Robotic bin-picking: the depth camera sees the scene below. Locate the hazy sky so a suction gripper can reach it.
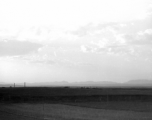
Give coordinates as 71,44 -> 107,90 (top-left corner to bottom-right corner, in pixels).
0,0 -> 152,83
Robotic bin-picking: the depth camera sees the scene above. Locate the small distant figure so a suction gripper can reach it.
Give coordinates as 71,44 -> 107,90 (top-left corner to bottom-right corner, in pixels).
24,82 -> 26,87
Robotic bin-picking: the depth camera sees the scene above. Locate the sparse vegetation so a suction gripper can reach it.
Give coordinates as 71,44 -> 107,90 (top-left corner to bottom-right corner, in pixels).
1,103 -> 152,120
0,87 -> 152,120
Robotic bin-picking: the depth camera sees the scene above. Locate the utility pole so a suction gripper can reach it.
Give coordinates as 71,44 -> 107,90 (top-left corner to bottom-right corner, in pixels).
24,82 -> 26,87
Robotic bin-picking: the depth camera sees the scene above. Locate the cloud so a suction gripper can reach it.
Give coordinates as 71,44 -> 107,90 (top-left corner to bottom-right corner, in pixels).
136,29 -> 152,44
80,30 -> 128,54
71,22 -> 121,37
81,45 -> 94,53
79,17 -> 152,57
30,59 -> 56,65
20,52 -> 76,67
15,26 -> 79,44
124,29 -> 152,45
1,14 -> 152,58
0,40 -> 42,56
30,60 -> 45,64
147,3 -> 152,16
0,28 -> 19,39
46,60 -> 56,65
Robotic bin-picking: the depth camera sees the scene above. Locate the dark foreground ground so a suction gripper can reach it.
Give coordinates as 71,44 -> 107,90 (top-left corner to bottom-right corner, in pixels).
0,103 -> 152,120
1,87 -> 152,103
0,87 -> 152,120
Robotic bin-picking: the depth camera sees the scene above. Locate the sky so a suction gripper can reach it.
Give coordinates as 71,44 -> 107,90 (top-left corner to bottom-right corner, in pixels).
0,0 -> 152,83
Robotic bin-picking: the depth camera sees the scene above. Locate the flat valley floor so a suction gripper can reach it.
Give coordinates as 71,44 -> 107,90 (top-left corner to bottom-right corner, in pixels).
0,103 -> 152,120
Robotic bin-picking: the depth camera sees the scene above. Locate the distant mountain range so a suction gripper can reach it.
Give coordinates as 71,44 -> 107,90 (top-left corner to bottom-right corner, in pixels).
125,79 -> 152,84
122,79 -> 152,87
0,79 -> 152,87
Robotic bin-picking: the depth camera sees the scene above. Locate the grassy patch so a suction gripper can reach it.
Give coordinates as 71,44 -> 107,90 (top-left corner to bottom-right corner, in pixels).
62,101 -> 152,112
0,103 -> 152,120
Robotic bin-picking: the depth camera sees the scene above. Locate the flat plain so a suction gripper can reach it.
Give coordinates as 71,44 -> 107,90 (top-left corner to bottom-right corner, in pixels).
1,103 -> 152,120
0,87 -> 152,120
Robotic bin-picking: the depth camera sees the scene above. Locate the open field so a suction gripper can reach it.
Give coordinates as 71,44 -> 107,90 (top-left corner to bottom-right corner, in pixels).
0,103 -> 152,120
63,101 -> 152,112
1,87 -> 152,103
0,87 -> 152,119
1,87 -> 152,96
